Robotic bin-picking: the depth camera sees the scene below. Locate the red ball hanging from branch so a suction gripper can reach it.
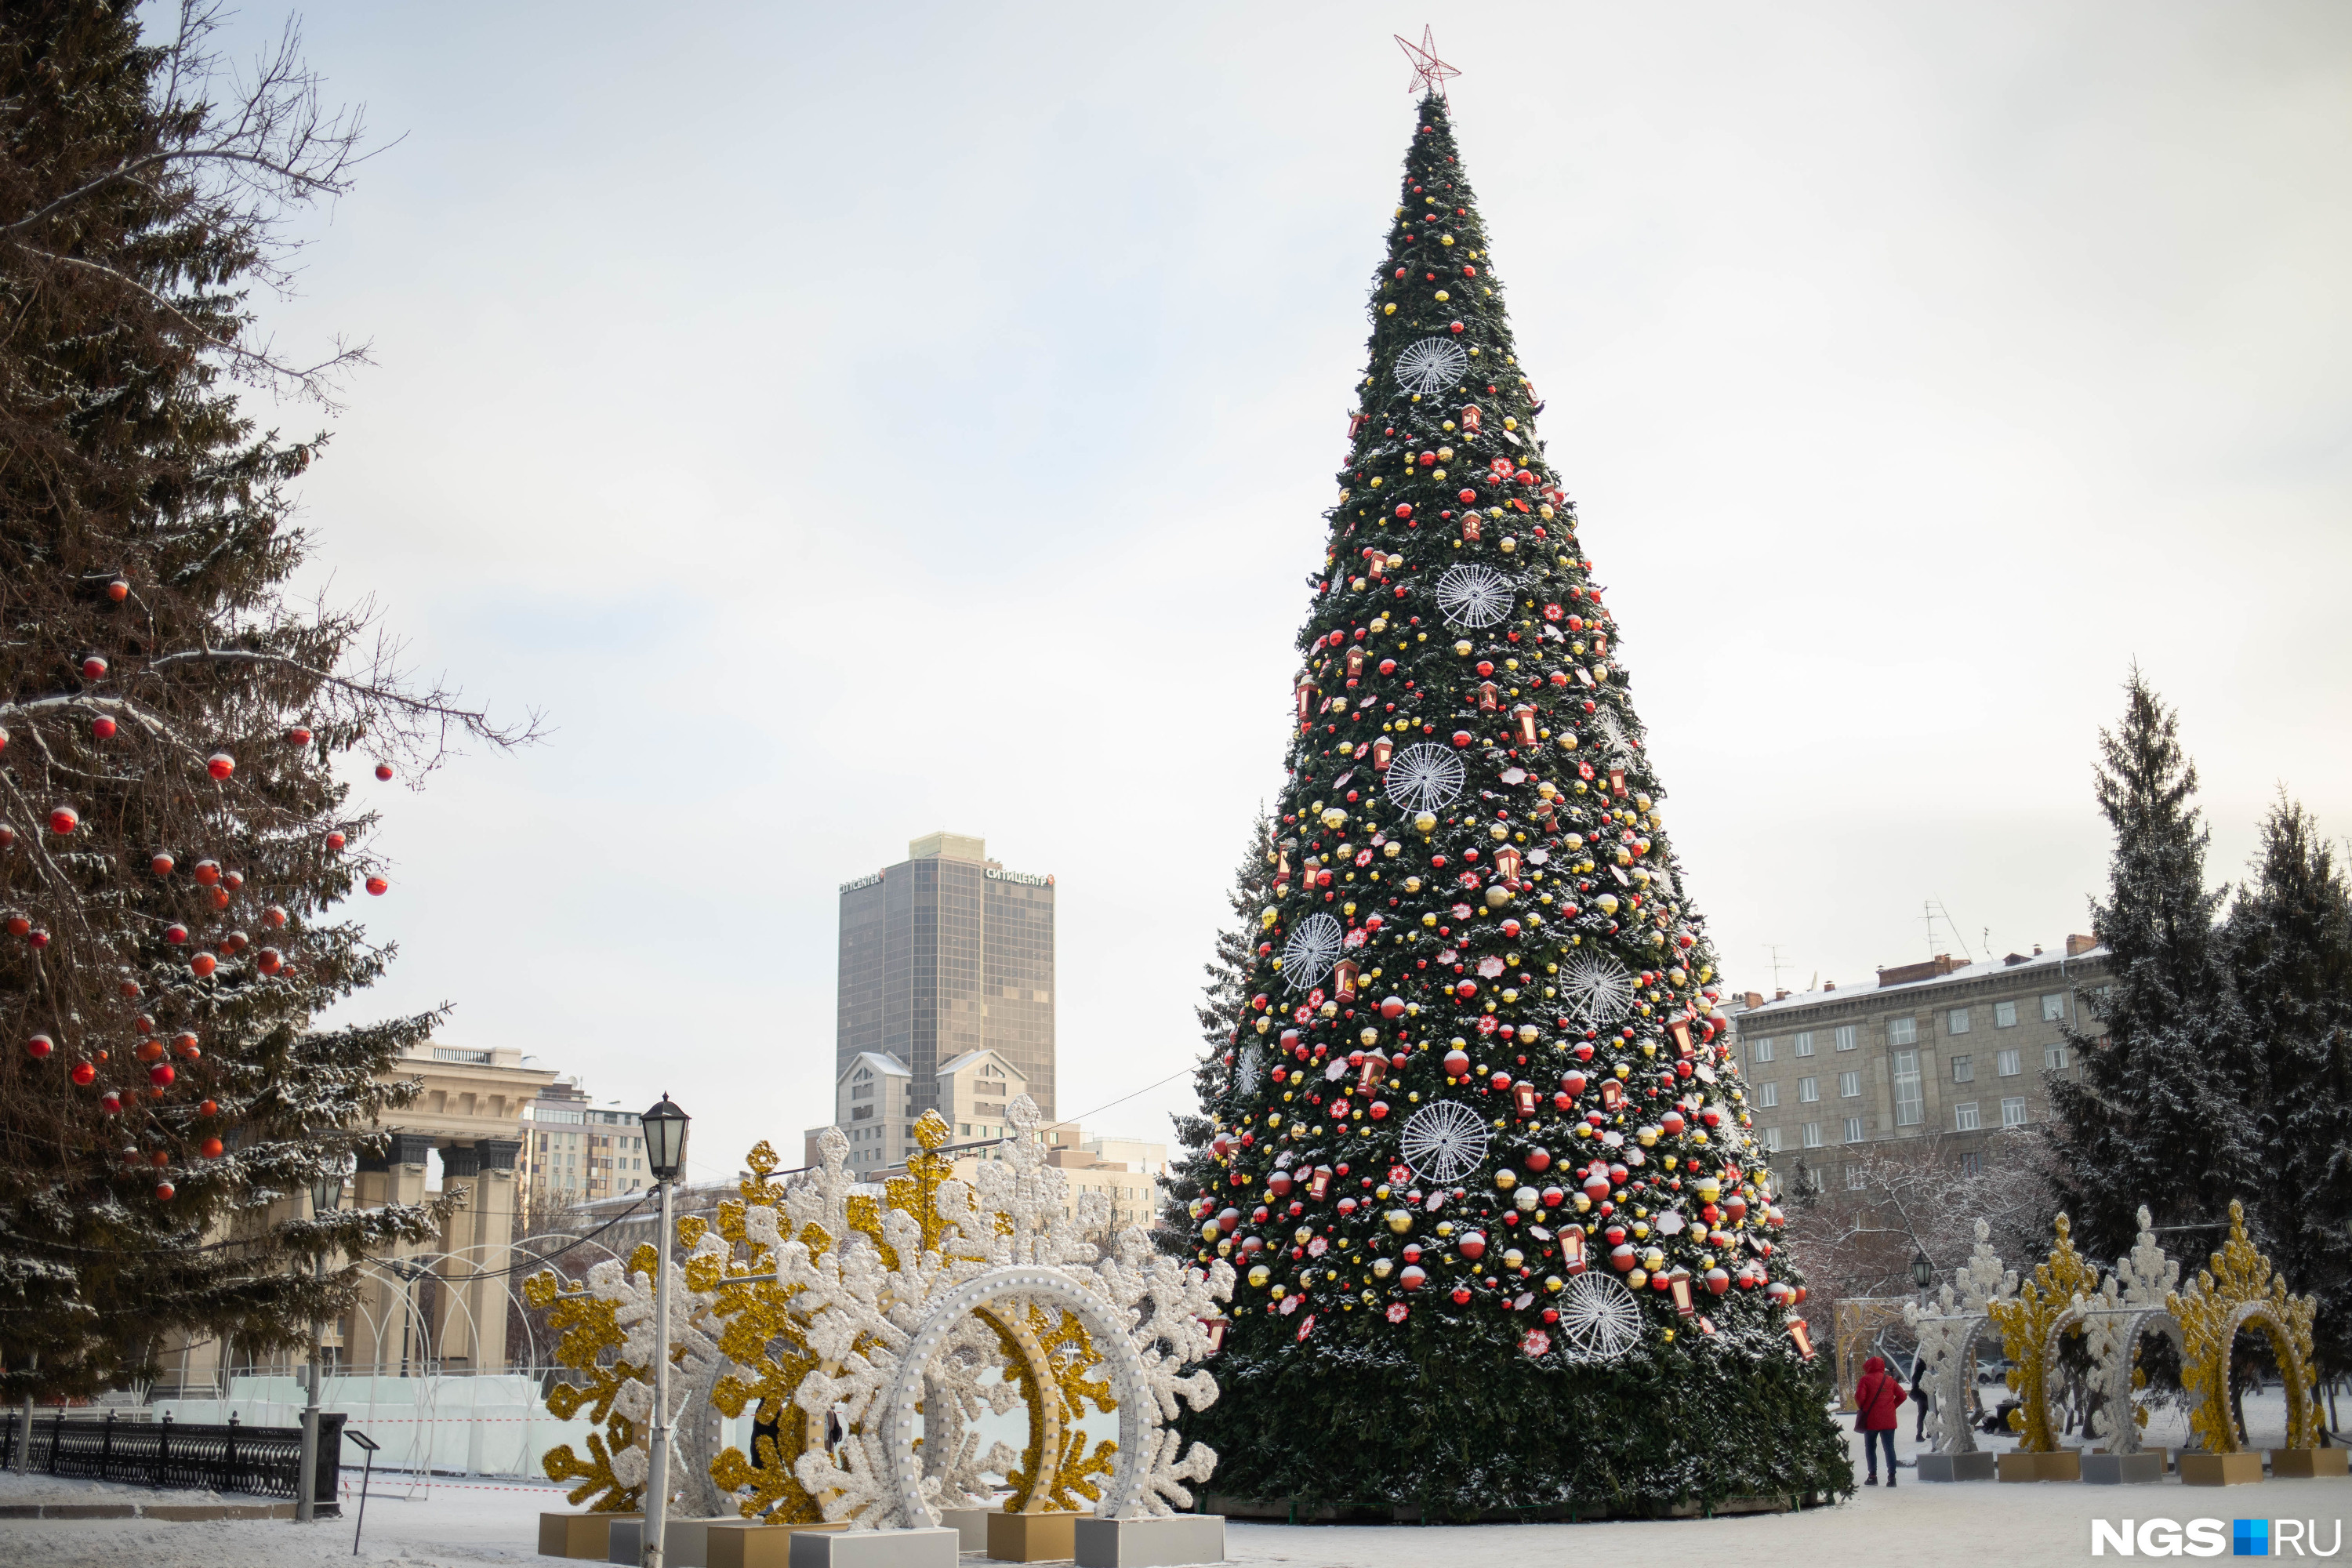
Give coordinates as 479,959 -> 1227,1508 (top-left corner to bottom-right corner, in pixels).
25,1034 -> 53,1058
374,762 -> 394,782
205,753 -> 235,780
48,805 -> 79,835
365,876 -> 389,897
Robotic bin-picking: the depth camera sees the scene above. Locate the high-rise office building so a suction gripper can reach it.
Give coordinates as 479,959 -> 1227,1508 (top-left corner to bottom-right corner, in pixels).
837,832 -> 1055,1122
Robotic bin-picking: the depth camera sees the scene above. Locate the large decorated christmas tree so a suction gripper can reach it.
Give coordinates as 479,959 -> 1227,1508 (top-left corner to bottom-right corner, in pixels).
1181,78 -> 1848,1519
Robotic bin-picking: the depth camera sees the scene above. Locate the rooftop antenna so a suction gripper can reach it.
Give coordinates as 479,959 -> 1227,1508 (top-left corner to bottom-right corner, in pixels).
1922,899 -> 1975,964
1763,943 -> 1790,994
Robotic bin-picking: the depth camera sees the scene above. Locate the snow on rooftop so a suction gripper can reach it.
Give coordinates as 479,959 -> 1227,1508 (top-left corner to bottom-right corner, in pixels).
1737,942 -> 2110,1018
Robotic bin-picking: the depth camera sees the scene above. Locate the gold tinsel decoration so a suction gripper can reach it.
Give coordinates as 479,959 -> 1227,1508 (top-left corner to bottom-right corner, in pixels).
2166,1199 -> 2320,1454
1986,1214 -> 2100,1454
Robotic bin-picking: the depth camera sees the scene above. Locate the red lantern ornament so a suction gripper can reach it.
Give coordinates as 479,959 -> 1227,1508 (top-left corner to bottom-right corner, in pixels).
1788,1319 -> 1816,1360
1333,960 -> 1359,1000
206,753 -> 235,781
1560,1226 -> 1588,1275
1513,704 -> 1539,746
1373,735 -> 1394,770
365,876 -> 389,897
48,805 -> 79,835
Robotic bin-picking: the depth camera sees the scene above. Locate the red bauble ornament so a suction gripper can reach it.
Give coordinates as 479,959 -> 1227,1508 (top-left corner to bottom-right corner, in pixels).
26,1034 -> 53,1058
325,830 -> 347,851
374,763 -> 394,782
1475,660 -> 1494,677
151,852 -> 175,876
136,1039 -> 164,1062
27,927 -> 49,949
148,1063 -> 175,1087
71,1062 -> 96,1086
198,1099 -> 217,1116
100,1091 -> 122,1113
205,753 -> 234,780
81,655 -> 108,680
1457,488 -> 1476,504
1451,730 -> 1472,747
1450,1286 -> 1472,1305
285,726 -> 312,746
91,717 -> 116,740
1394,503 -> 1412,519
189,953 -> 216,978
256,948 -> 283,975
201,1138 -> 224,1159
165,923 -> 188,944
222,871 -> 242,891
1448,320 -> 1465,334
154,1181 -> 175,1202
48,805 -> 79,835
1380,995 -> 1406,1020
1443,1048 -> 1471,1076
1401,1265 -> 1427,1290
3,916 -> 25,938
193,860 -> 220,886
1457,1230 -> 1487,1261
365,876 -> 389,896
107,580 -> 129,602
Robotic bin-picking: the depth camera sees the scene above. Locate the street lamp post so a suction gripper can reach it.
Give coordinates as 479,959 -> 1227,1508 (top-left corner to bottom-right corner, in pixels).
387,1258 -> 429,1378
638,1095 -> 690,1568
1910,1249 -> 1935,1300
296,1167 -> 345,1524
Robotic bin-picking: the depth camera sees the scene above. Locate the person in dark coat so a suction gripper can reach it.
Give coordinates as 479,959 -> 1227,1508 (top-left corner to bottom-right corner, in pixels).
1911,1356 -> 1930,1445
1854,1354 -> 1907,1486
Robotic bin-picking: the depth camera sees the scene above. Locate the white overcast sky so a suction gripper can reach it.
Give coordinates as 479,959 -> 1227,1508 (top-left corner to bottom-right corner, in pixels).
191,2 -> 2352,1184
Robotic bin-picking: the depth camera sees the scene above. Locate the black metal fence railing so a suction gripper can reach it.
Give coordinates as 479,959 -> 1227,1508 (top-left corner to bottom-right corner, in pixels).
0,1410 -> 343,1508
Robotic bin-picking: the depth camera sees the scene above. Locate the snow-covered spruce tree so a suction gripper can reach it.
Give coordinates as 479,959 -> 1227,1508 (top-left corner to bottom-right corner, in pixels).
2220,796 -> 2352,1380
0,2 -> 533,1401
2045,670 -> 2256,1265
1157,808 -> 1275,1257
1178,94 -> 1844,1519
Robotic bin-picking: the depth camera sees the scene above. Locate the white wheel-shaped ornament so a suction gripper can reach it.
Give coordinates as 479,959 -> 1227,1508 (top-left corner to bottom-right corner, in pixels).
1385,742 -> 1466,812
1554,1272 -> 1644,1362
1395,336 -> 1471,397
1436,564 -> 1519,630
1593,709 -> 1632,760
1280,914 -> 1344,994
1558,953 -> 1635,1030
1235,1044 -> 1264,1095
1399,1100 -> 1490,1185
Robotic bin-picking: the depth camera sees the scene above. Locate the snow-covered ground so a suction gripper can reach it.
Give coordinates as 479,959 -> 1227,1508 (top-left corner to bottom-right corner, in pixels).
5,1419 -> 2350,1567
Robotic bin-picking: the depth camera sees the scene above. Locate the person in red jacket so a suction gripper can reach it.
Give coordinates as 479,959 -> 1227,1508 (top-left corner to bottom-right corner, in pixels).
1854,1354 -> 1908,1486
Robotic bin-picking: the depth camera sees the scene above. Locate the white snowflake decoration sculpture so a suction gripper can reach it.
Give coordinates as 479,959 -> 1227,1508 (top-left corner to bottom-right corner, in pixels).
1557,953 -> 1635,1030
1435,564 -> 1518,630
1279,914 -> 1345,994
771,1099 -> 1232,1529
1903,1219 -> 2017,1456
2083,1205 -> 2181,1454
1399,1100 -> 1490,1184
593,1230 -> 728,1497
1553,1273 -> 1643,1362
1385,743 -> 1466,812
1234,1044 -> 1263,1095
1394,336 -> 1469,396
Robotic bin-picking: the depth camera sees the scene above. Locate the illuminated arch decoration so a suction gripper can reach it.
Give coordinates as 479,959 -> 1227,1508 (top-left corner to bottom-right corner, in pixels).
2166,1200 -> 2320,1454
1904,1220 -> 2016,1457
771,1098 -> 1232,1528
1986,1214 -> 2102,1454
2078,1207 -> 2182,1457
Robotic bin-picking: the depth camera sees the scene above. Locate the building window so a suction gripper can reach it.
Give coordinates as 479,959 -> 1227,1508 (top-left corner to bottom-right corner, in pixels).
1994,1000 -> 2018,1028
1846,1163 -> 1867,1190
2002,1096 -> 2028,1128
1951,1054 -> 1973,1083
1947,1008 -> 1971,1035
1845,1116 -> 1864,1143
1798,1076 -> 1820,1103
1802,1122 -> 1822,1149
1838,1071 -> 1860,1098
1752,1037 -> 1774,1063
2045,1041 -> 2071,1071
1960,1151 -> 1984,1176
1835,1025 -> 1857,1051
1955,1102 -> 1980,1132
1889,1017 -> 1918,1046
2042,993 -> 2066,1022
1893,1051 -> 1923,1126
1997,1049 -> 2021,1077
1759,1082 -> 1779,1109
1794,1032 -> 1816,1058
1763,1127 -> 1783,1152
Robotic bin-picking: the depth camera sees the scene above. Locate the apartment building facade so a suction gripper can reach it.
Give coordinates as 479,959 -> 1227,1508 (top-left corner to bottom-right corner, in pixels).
1733,936 -> 2112,1188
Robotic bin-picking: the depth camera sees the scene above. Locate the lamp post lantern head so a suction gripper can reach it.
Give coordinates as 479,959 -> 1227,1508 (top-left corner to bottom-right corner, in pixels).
1910,1249 -> 1935,1292
642,1094 -> 689,1182
310,1168 -> 345,1217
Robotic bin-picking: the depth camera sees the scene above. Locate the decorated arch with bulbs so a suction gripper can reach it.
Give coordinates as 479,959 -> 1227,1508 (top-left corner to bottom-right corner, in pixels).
530,1102 -> 1232,1530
